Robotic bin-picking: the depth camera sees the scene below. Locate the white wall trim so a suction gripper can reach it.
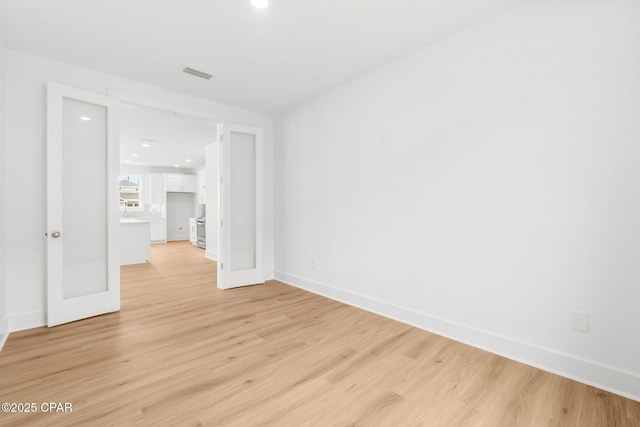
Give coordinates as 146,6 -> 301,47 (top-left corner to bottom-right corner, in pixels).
0,318 -> 9,351
275,271 -> 640,403
205,250 -> 217,261
9,311 -> 47,333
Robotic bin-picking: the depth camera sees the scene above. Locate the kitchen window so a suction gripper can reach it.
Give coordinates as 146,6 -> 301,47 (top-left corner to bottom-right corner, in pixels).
119,175 -> 143,211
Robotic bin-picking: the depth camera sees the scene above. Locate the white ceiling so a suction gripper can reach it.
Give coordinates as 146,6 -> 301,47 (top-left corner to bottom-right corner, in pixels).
0,0 -> 520,114
120,105 -> 217,169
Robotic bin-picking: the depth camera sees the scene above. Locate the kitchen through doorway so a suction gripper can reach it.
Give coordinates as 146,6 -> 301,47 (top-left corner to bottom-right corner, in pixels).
117,97 -> 219,280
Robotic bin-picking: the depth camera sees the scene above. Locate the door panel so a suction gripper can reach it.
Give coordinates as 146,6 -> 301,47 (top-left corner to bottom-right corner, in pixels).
218,124 -> 263,289
62,98 -> 109,298
47,82 -> 120,326
230,131 -> 256,271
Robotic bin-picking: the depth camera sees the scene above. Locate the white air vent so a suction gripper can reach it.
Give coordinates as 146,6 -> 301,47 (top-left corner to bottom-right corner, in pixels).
183,67 -> 213,80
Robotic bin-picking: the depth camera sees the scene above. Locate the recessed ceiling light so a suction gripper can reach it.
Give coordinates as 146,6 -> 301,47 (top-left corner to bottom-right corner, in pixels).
80,116 -> 91,121
131,154 -> 139,157
141,143 -> 151,148
173,164 -> 180,168
251,0 -> 269,9
124,159 -> 131,163
185,159 -> 192,162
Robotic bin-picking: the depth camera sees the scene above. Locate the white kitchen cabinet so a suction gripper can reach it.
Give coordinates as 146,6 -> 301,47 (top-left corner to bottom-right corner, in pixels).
149,219 -> 167,243
165,173 -> 196,193
165,174 -> 182,192
182,174 -> 197,193
140,173 -> 164,206
197,169 -> 206,204
140,175 -> 150,206
120,219 -> 151,265
148,173 -> 165,205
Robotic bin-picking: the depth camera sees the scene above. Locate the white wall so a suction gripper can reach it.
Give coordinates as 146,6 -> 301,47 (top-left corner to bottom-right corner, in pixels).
0,36 -> 7,348
3,49 -> 274,332
166,193 -> 195,241
205,144 -> 219,260
275,0 -> 640,400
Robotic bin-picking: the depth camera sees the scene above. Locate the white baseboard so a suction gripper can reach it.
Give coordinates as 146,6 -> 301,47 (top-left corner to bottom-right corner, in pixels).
205,250 -> 217,261
274,271 -> 640,403
9,310 -> 46,333
264,270 -> 275,281
0,317 -> 8,351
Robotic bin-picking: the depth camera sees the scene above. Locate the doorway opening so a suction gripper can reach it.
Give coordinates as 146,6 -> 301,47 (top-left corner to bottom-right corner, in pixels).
48,83 -> 263,328
117,100 -> 219,283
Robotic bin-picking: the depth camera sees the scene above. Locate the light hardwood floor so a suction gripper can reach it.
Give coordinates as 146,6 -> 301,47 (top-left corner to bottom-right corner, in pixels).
1,241 -> 639,426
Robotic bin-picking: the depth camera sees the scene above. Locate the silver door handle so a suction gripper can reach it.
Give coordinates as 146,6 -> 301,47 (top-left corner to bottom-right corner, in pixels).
51,231 -> 61,238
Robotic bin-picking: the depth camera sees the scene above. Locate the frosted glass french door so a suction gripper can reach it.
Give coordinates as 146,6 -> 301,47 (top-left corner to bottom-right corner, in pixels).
47,82 -> 120,326
217,123 -> 264,289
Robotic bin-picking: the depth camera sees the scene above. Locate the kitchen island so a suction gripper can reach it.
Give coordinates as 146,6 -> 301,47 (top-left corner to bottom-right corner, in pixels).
120,218 -> 151,265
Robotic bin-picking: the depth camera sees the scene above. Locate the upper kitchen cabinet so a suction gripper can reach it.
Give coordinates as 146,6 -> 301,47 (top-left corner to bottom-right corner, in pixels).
140,173 -> 165,206
148,173 -> 165,204
165,173 -> 197,193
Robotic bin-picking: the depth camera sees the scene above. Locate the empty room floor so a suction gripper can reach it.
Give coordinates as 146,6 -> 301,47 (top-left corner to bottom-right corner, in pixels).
1,241 -> 639,426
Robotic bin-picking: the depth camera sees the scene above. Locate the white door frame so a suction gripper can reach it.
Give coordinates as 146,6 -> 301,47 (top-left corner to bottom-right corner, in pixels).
109,89 -> 221,260
106,89 -> 265,290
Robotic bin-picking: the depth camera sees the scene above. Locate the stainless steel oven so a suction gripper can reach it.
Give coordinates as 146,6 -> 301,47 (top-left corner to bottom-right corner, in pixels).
196,218 -> 206,249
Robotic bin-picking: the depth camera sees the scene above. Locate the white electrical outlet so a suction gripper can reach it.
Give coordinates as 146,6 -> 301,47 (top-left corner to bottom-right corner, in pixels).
572,311 -> 589,332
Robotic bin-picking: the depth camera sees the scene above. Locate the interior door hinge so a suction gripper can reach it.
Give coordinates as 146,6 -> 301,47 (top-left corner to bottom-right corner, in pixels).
220,219 -> 223,227
221,263 -> 223,270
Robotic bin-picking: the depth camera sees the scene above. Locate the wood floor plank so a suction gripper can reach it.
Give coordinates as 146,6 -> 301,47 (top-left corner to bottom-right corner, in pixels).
1,241 -> 638,426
